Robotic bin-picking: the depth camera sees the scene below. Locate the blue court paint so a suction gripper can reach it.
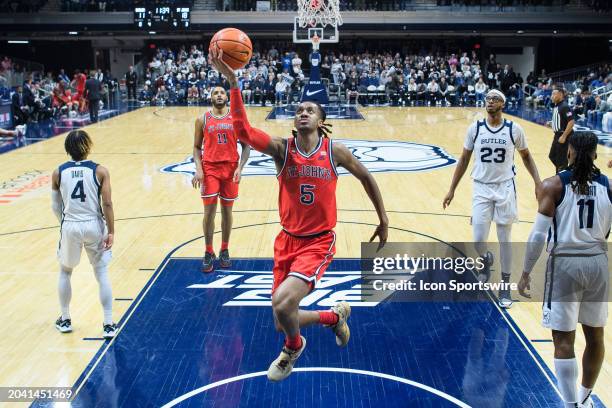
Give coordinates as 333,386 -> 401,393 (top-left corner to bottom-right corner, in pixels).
266,105 -> 364,120
33,257 -> 582,408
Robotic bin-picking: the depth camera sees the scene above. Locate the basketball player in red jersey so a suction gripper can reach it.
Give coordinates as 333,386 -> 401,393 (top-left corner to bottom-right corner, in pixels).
192,86 -> 251,272
71,70 -> 87,112
210,49 -> 388,382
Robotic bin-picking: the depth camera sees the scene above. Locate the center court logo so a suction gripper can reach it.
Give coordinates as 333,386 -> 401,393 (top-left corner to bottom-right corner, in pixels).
186,269 -> 392,307
160,139 -> 456,177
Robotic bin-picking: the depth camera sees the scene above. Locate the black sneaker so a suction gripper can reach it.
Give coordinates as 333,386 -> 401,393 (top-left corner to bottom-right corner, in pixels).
219,249 -> 231,268
103,323 -> 117,339
202,252 -> 216,273
55,316 -> 72,333
476,251 -> 494,283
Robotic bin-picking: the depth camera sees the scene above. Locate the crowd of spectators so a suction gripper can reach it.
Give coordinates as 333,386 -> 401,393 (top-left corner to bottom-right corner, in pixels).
0,44 -> 609,131
2,64 -> 120,126
141,43 -> 535,107
139,42 -> 611,133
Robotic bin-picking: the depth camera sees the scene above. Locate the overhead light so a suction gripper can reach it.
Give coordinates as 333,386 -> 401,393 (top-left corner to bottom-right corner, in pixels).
69,31 -> 78,35
553,30 -> 557,34
517,30 -> 524,34
8,40 -> 29,44
149,31 -> 156,34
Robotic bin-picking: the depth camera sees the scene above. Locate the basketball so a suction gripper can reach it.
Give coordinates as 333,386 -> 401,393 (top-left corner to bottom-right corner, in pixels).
209,28 -> 253,70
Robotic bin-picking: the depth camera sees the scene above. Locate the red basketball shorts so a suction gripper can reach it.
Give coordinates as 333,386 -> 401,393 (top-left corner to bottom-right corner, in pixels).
272,230 -> 336,294
200,161 -> 239,206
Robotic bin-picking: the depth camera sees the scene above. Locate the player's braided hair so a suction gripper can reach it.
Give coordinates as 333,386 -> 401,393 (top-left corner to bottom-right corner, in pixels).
292,102 -> 333,138
568,131 -> 600,195
65,130 -> 92,161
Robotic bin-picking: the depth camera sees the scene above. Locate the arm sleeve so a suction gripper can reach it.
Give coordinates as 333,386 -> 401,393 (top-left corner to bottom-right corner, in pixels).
523,212 -> 553,274
514,122 -> 528,150
230,88 -> 272,152
463,123 -> 476,151
51,189 -> 63,222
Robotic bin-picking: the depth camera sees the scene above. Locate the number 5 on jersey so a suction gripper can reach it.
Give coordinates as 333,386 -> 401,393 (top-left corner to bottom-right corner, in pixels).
300,184 -> 315,205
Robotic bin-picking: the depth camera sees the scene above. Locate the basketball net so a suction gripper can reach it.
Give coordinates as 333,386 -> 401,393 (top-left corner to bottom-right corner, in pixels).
311,33 -> 320,51
297,0 -> 342,28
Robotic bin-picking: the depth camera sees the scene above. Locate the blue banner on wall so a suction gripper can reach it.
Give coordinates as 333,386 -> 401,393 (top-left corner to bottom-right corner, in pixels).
301,50 -> 329,105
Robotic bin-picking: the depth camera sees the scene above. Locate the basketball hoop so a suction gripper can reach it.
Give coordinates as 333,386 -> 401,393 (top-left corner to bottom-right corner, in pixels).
297,0 -> 342,28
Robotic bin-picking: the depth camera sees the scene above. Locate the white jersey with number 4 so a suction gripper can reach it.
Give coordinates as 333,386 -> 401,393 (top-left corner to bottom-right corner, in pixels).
464,119 -> 527,184
548,170 -> 612,255
59,160 -> 103,222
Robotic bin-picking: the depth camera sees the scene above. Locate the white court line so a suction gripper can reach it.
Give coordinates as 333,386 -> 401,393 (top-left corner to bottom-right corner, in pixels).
160,367 -> 472,408
486,291 -> 563,399
71,257 -> 173,398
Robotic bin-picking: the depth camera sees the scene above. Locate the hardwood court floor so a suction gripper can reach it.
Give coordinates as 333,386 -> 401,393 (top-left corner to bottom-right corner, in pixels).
0,105 -> 610,406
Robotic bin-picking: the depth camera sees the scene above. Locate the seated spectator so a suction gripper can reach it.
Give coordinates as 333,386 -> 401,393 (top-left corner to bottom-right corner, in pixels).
474,77 -> 487,107
426,78 -> 439,105
274,74 -> 289,105
263,72 -> 276,106
187,83 -> 199,105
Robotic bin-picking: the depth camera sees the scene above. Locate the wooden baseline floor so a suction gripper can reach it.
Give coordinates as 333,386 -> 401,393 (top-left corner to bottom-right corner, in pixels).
0,105 -> 610,406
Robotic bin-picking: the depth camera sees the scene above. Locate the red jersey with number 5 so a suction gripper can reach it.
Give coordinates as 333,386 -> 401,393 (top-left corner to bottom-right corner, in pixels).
202,111 -> 239,163
277,136 -> 338,236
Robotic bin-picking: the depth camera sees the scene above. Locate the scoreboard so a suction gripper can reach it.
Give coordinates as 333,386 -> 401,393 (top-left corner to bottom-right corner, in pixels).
134,6 -> 190,30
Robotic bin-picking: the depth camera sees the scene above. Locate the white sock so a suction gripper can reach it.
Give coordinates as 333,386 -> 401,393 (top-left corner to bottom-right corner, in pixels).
472,222 -> 491,257
58,266 -> 73,320
578,384 -> 592,404
94,265 -> 113,325
554,358 -> 578,407
496,223 -> 512,277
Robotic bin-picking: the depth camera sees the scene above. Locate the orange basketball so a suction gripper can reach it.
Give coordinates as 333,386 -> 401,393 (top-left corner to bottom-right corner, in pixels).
209,28 -> 253,70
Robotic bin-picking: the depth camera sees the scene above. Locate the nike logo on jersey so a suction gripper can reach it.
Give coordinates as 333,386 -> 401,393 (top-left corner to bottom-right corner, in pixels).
306,89 -> 324,96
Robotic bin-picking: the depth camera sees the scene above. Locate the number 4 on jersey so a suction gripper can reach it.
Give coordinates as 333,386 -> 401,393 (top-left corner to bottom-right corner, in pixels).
71,180 -> 87,202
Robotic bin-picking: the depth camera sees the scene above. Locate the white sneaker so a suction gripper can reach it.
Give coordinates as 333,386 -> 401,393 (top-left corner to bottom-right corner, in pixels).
330,301 -> 351,347
103,323 -> 117,339
267,336 -> 306,382
55,316 -> 72,333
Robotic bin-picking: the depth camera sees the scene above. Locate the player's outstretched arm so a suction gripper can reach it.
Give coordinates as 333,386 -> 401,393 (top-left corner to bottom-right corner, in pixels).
442,148 -> 472,209
51,168 -> 62,222
518,176 -> 561,298
208,47 -> 285,160
333,141 -> 388,250
97,165 -> 115,250
192,117 -> 204,189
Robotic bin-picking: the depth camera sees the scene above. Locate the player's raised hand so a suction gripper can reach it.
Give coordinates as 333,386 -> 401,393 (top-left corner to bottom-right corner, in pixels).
608,159 -> 612,168
192,167 -> 204,189
104,233 -> 114,250
369,222 -> 388,251
517,272 -> 531,298
442,190 -> 454,209
209,47 -> 235,80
